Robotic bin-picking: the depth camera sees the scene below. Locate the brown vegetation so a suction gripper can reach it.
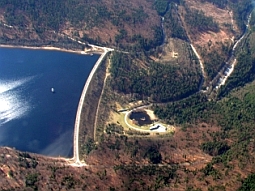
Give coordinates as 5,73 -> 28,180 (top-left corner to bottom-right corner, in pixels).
79,53 -> 108,159
2,122 -> 253,190
184,0 -> 238,47
0,0 -> 160,49
0,0 -> 254,190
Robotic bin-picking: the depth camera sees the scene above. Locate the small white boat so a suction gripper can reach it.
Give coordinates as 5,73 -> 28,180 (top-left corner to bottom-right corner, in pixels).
51,88 -> 55,93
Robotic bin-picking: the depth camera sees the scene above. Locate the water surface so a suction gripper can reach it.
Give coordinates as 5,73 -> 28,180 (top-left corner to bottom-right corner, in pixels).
129,111 -> 152,126
0,47 -> 99,157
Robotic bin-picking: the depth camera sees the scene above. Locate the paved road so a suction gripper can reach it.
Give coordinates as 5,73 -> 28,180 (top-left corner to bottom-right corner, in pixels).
53,32 -> 114,166
73,47 -> 113,166
124,110 -> 151,133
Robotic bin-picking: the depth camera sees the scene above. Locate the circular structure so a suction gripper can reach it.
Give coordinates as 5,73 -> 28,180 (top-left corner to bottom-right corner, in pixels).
123,108 -> 169,133
129,111 -> 152,126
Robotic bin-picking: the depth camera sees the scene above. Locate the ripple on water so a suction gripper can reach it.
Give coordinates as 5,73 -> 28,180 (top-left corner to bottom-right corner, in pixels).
0,77 -> 33,126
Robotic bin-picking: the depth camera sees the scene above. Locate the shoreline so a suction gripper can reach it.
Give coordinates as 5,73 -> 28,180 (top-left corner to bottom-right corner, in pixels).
73,50 -> 108,165
0,44 -> 102,55
0,43 -> 113,166
73,46 -> 113,165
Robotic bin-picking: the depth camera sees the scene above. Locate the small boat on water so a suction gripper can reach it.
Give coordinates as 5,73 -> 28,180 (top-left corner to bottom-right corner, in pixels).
51,88 -> 55,93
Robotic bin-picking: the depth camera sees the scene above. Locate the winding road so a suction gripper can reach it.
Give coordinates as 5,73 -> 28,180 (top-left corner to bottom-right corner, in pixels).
123,111 -> 151,133
206,11 -> 253,95
1,8 -> 253,167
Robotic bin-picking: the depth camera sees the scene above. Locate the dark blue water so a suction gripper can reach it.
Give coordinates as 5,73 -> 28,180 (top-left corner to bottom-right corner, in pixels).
0,47 -> 99,157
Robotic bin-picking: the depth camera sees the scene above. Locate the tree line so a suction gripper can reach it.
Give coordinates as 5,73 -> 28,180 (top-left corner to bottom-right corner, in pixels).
231,0 -> 253,31
184,8 -> 220,34
0,0 -> 161,51
164,2 -> 187,40
219,36 -> 255,98
110,52 -> 201,102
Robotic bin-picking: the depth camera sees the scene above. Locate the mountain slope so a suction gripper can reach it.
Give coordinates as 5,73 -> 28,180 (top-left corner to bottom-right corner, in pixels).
1,0 -> 255,190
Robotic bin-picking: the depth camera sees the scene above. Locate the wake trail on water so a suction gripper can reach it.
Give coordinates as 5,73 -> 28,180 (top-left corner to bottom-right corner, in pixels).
0,76 -> 35,126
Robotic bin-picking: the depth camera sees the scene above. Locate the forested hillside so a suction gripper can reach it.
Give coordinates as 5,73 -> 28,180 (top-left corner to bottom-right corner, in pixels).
153,79 -> 255,190
0,0 -> 160,50
1,0 -> 255,190
110,52 -> 201,102
182,0 -> 252,84
184,7 -> 220,34
107,0 -> 253,101
219,32 -> 255,97
0,0 -> 251,52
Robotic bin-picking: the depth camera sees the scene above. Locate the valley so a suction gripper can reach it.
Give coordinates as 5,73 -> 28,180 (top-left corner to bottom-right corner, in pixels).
1,0 -> 255,190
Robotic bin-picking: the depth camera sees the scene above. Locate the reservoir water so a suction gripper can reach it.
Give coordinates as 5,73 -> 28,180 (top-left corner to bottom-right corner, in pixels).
129,111 -> 153,126
0,47 -> 100,157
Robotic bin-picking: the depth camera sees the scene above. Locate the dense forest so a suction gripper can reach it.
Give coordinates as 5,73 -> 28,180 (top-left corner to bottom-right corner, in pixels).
0,0 -> 252,52
109,52 -> 201,102
154,93 -> 213,125
0,0 -> 162,51
184,8 -> 220,34
203,49 -> 227,81
163,2 -> 187,40
250,11 -> 255,31
231,0 -> 253,31
0,0 -> 70,30
238,173 -> 255,190
153,0 -> 180,16
154,0 -> 170,16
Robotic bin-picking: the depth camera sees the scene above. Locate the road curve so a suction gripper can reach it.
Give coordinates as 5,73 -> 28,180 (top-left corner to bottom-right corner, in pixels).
73,47 -> 113,166
124,111 -> 151,133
